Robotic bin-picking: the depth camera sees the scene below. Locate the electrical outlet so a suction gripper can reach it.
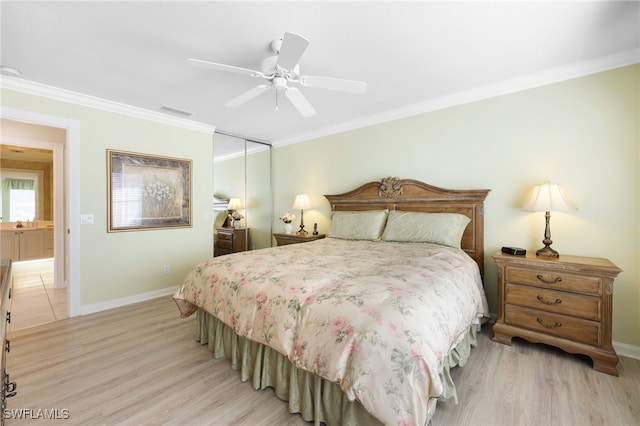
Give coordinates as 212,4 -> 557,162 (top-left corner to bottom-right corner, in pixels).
163,264 -> 170,274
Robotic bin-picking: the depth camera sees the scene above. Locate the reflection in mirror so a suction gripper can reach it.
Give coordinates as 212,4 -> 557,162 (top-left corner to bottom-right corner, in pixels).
213,132 -> 272,256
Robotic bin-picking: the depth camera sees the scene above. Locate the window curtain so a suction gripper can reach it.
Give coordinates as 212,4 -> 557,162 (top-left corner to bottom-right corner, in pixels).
2,178 -> 35,190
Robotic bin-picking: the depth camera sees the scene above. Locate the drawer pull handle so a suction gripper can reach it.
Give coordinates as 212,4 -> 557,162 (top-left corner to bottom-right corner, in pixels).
536,295 -> 562,306
536,318 -> 562,329
536,274 -> 562,284
3,372 -> 16,398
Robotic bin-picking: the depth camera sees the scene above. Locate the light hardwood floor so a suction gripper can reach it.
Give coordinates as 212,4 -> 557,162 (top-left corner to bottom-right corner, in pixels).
5,296 -> 639,425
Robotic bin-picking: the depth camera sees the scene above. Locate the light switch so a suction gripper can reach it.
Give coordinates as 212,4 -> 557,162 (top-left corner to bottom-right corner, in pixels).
80,214 -> 94,225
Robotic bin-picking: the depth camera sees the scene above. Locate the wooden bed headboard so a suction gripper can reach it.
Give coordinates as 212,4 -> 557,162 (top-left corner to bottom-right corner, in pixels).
325,177 -> 490,278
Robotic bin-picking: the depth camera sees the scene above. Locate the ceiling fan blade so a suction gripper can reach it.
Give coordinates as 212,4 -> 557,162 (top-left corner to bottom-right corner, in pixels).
225,84 -> 270,107
285,87 -> 316,117
188,58 -> 264,77
276,32 -> 310,70
299,75 -> 367,94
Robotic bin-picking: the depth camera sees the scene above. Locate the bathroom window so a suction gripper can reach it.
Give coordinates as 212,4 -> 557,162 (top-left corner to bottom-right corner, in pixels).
1,173 -> 39,222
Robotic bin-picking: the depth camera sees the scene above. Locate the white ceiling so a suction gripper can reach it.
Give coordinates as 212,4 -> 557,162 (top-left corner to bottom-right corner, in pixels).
1,1 -> 639,146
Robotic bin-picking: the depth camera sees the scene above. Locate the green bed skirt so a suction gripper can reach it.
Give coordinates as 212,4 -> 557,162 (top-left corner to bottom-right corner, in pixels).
195,308 -> 481,425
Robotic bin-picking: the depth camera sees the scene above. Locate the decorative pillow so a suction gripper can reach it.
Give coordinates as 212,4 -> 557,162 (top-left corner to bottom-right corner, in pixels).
328,210 -> 389,240
381,210 -> 471,248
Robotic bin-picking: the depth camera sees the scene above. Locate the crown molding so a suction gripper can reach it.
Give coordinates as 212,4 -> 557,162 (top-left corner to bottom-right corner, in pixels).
213,143 -> 271,163
2,49 -> 637,146
272,49 -> 640,147
1,78 -> 216,135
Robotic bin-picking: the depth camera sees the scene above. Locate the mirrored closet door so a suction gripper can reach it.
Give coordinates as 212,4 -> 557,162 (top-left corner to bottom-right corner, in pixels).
213,132 -> 272,256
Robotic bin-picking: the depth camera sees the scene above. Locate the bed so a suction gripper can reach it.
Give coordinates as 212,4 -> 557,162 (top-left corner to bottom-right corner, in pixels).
174,177 -> 490,425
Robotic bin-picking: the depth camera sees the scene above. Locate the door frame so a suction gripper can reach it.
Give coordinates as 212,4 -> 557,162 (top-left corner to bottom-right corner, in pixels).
1,106 -> 80,317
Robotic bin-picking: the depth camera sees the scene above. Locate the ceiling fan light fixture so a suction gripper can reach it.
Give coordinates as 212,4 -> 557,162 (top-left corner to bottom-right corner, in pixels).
273,77 -> 288,91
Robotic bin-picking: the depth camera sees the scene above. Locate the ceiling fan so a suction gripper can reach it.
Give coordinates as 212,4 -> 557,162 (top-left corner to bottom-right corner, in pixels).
188,32 -> 367,117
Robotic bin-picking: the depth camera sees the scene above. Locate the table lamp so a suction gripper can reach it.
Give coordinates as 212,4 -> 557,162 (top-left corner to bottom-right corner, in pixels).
522,182 -> 576,257
227,198 -> 242,227
227,198 -> 242,213
293,194 -> 311,235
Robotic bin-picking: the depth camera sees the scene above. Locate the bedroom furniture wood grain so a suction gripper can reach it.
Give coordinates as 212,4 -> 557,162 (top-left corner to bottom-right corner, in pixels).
215,227 -> 249,256
1,259 -> 16,422
6,296 -> 639,426
492,251 -> 622,375
325,177 -> 490,277
273,232 -> 325,246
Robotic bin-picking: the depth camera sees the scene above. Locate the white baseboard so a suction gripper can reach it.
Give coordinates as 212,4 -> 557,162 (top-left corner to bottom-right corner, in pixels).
613,341 -> 640,360
80,286 -> 178,316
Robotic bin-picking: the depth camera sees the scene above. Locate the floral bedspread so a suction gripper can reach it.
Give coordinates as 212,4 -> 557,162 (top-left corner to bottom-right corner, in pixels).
174,238 -> 489,425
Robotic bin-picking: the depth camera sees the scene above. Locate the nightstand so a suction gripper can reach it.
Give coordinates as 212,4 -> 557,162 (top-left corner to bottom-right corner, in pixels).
273,233 -> 325,246
215,227 -> 249,256
492,251 -> 622,375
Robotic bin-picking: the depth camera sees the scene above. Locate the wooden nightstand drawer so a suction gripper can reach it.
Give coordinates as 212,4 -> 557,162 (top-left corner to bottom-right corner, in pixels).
217,232 -> 233,241
217,239 -> 232,250
493,251 -> 621,375
506,266 -> 602,295
215,227 -> 249,256
505,305 -> 601,346
506,283 -> 601,321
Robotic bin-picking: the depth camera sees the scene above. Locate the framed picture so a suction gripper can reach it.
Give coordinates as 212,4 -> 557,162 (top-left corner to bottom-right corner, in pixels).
107,150 -> 192,232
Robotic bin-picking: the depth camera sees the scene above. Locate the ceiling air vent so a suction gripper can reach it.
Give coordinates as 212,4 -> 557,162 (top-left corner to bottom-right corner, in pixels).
0,66 -> 22,77
160,105 -> 193,117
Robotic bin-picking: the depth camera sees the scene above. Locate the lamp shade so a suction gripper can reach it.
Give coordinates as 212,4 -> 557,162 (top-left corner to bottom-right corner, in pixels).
522,182 -> 576,212
227,198 -> 242,210
292,194 -> 311,210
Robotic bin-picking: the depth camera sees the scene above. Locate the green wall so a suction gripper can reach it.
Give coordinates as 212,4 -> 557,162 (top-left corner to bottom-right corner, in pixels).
272,65 -> 640,347
1,89 -> 214,307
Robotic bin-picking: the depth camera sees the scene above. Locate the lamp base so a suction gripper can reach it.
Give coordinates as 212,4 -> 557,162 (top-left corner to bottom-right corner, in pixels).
536,211 -> 559,257
297,209 -> 307,235
536,245 -> 559,257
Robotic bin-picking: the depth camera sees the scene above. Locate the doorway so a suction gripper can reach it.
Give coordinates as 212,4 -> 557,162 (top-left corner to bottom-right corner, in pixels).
0,107 -> 80,323
0,107 -> 81,317
0,121 -> 66,329
0,135 -> 66,330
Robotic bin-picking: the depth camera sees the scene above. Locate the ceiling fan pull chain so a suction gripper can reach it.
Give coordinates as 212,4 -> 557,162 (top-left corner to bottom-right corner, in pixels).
275,90 -> 279,112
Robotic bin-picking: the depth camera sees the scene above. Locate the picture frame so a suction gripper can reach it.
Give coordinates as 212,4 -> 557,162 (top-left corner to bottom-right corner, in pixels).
107,149 -> 192,232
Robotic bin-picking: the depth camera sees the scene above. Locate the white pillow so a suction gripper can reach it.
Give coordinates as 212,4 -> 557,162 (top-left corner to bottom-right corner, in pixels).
381,210 -> 471,248
328,210 -> 389,240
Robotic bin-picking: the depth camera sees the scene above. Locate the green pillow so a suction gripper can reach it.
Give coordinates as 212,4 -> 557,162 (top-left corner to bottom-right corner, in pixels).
381,210 -> 470,248
328,210 -> 389,240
